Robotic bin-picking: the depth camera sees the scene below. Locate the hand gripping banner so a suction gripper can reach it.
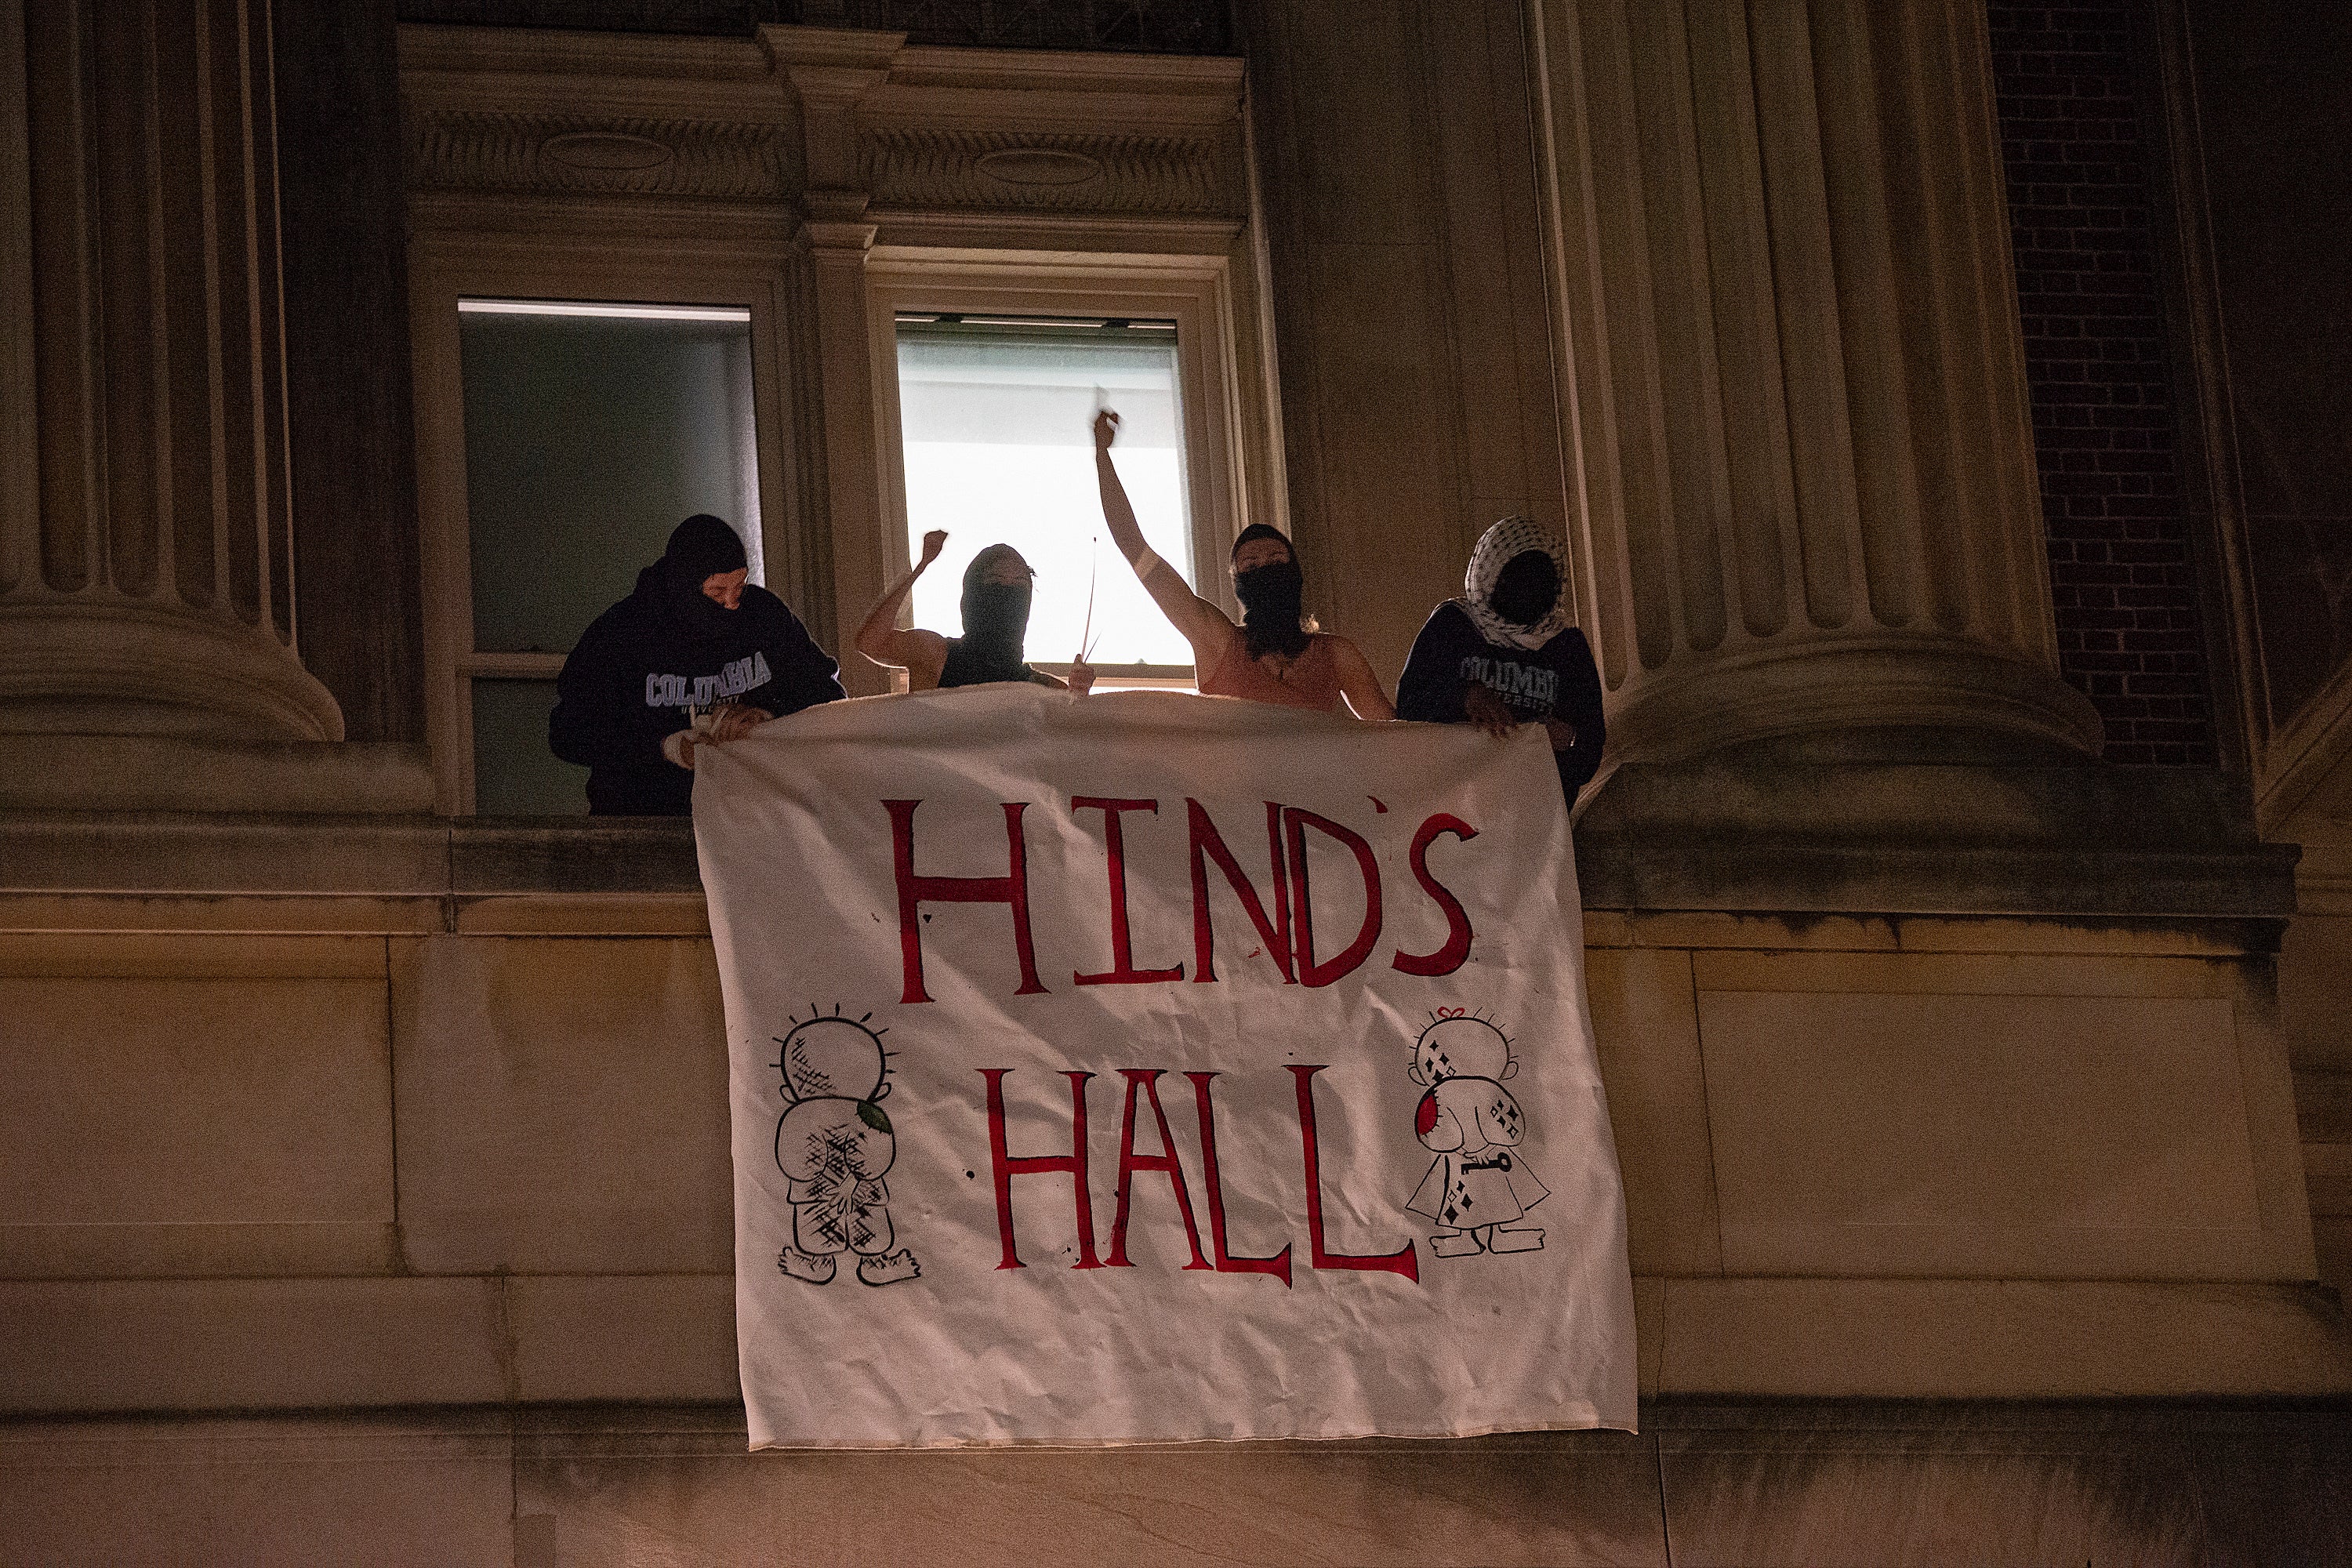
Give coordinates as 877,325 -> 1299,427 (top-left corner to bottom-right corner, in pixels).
694,686 -> 1638,1447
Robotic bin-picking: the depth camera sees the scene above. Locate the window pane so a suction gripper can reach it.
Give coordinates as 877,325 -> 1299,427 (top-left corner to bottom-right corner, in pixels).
459,303 -> 760,656
895,324 -> 1193,671
471,678 -> 586,816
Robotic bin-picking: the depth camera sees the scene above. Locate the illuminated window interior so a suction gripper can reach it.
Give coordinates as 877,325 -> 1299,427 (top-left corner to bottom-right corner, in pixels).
895,316 -> 1195,681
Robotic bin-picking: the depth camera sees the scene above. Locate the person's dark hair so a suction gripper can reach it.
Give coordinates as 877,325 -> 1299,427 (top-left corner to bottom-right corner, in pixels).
954,544 -> 1035,682
658,514 -> 749,631
1229,522 -> 1294,563
961,543 -> 1033,600
665,514 -> 747,579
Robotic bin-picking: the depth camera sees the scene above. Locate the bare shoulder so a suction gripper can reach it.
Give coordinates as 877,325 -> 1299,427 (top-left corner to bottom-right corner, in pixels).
906,627 -> 949,669
1323,633 -> 1396,720
874,626 -> 948,682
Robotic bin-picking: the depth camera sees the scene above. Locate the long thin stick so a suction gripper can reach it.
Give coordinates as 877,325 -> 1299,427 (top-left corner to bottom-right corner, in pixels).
1076,532 -> 1099,663
1081,386 -> 1109,665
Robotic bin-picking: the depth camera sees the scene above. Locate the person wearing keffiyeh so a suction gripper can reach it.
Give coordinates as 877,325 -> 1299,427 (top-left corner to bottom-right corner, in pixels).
1397,516 -> 1606,801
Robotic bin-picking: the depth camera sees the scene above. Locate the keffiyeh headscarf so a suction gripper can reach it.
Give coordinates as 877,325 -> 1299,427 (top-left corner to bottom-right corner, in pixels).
1457,515 -> 1575,650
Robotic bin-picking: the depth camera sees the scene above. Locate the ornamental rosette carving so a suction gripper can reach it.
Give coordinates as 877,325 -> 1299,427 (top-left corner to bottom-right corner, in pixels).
407,110 -> 794,199
857,127 -> 1243,217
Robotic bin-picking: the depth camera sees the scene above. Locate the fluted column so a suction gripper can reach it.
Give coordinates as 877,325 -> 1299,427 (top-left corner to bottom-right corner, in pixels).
1529,0 -> 2102,763
2,0 -> 343,740
2,2 -> 35,586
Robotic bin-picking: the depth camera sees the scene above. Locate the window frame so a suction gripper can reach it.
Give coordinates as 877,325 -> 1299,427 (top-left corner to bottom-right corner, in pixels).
864,255 -> 1275,690
410,247 -> 811,815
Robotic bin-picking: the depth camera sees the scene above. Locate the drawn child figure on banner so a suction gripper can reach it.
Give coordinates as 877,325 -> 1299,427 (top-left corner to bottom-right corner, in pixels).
1405,1010 -> 1549,1258
772,1009 -> 921,1287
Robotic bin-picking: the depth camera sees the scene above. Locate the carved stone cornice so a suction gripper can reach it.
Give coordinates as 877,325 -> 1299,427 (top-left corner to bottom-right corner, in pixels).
405,109 -> 797,201
856,125 -> 1241,217
396,22 -> 1248,227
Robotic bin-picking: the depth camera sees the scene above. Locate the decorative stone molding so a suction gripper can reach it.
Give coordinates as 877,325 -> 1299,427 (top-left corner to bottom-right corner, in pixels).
542,130 -> 675,171
0,604 -> 346,741
397,24 -> 1248,223
974,147 -> 1099,184
858,126 -> 1240,216
397,0 -> 1239,56
407,110 -> 794,199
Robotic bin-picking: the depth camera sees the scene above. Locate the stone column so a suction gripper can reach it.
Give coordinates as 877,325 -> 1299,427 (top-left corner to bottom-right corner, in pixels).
2,2 -> 34,575
2,0 -> 343,740
1528,0 -> 2102,763
800,205 -> 895,697
779,34 -> 900,697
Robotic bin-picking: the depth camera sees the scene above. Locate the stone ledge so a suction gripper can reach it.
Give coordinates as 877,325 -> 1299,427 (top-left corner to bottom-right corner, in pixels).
4,1274 -> 2344,1414
0,814 -> 697,906
6,1399 -> 2347,1568
1577,757 -> 2298,920
451,818 -> 701,895
1650,1277 -> 2352,1399
0,736 -> 434,814
0,811 -> 452,894
0,759 -> 2304,929
0,1276 -> 510,1412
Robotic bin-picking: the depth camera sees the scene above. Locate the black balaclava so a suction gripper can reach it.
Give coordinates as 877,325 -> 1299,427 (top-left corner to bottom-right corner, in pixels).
659,514 -> 749,636
949,543 -> 1035,684
1231,523 -> 1311,662
1458,515 -> 1574,649
1490,549 -> 1562,629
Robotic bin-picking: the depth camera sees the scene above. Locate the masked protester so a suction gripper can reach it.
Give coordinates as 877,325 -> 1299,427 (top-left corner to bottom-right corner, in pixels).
1397,516 -> 1605,801
549,514 -> 844,815
855,532 -> 1094,694
1093,410 -> 1393,718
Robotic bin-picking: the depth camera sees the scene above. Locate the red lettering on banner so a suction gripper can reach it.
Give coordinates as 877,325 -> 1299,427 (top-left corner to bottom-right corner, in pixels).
1287,1065 -> 1419,1280
1073,798 -> 1185,987
887,799 -> 1048,1004
1107,1069 -> 1211,1270
1185,800 -> 1295,985
979,1068 -> 1104,1270
1283,809 -> 1385,989
1184,1071 -> 1294,1286
1391,813 -> 1479,977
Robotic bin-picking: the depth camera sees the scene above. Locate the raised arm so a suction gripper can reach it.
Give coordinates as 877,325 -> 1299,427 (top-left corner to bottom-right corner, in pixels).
1094,411 -> 1232,661
1327,635 -> 1397,721
855,528 -> 950,687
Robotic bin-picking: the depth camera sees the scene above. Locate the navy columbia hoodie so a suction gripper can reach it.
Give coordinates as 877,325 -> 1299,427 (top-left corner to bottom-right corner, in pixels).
549,516 -> 843,815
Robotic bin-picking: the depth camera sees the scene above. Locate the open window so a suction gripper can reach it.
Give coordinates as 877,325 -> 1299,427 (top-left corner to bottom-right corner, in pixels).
866,259 -> 1278,696
893,314 -> 1195,684
419,295 -> 781,815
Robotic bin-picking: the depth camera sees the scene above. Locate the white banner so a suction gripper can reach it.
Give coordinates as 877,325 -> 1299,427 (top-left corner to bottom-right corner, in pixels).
695,686 -> 1636,1447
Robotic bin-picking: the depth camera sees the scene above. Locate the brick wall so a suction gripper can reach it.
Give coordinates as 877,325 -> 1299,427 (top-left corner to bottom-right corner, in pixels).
1986,0 -> 2216,765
